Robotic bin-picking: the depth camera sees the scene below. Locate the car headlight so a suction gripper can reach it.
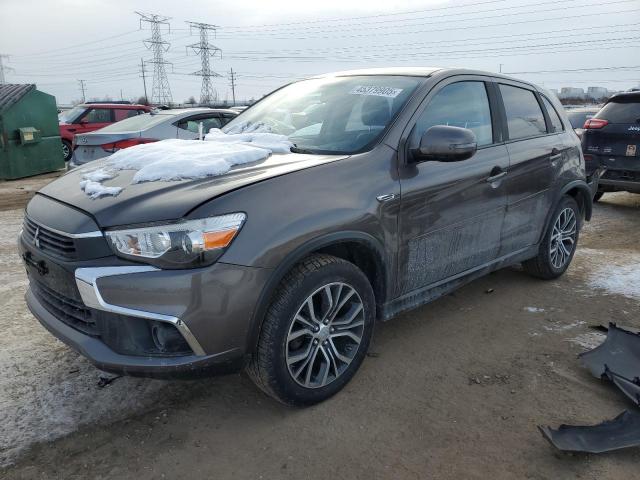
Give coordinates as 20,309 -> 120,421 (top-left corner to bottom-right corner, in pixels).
105,213 -> 246,268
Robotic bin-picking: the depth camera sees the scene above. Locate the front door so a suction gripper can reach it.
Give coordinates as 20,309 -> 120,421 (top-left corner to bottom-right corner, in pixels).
397,78 -> 509,294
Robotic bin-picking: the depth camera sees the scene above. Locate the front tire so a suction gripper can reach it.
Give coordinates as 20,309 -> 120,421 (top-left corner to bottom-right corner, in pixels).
522,196 -> 580,279
247,254 -> 375,406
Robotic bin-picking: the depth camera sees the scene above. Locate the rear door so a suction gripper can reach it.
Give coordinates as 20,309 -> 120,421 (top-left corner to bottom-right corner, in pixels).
75,107 -> 113,134
113,108 -> 142,122
583,96 -> 640,173
397,77 -> 509,294
496,82 -> 560,254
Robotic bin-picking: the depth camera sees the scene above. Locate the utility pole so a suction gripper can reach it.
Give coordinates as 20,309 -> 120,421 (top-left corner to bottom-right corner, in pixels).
499,63 -> 503,73
139,57 -> 149,103
136,11 -> 173,105
229,68 -> 237,106
0,54 -> 14,84
186,21 -> 222,105
78,79 -> 86,102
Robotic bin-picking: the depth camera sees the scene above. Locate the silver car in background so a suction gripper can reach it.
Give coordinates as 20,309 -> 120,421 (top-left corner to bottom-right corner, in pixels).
69,108 -> 238,168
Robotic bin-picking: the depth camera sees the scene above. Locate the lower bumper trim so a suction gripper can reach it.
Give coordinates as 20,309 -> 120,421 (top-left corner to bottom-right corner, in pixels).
26,288 -> 244,378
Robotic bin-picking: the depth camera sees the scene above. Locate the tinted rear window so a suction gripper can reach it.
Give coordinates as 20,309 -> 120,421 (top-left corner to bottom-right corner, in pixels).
595,99 -> 640,123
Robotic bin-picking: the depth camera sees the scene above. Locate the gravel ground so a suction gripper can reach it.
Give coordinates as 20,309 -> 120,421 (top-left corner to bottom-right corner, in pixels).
1,192 -> 639,479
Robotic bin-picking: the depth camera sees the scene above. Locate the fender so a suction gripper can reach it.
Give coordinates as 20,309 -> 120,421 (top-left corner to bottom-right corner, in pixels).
540,179 -> 593,243
244,230 -> 389,355
559,179 -> 593,221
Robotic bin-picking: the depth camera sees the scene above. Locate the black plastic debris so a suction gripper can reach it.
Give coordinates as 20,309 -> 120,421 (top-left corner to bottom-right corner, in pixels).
607,370 -> 640,407
579,323 -> 640,380
539,410 -> 640,454
540,323 -> 640,454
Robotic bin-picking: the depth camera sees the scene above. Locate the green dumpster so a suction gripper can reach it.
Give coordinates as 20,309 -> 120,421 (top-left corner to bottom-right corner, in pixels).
0,84 -> 64,179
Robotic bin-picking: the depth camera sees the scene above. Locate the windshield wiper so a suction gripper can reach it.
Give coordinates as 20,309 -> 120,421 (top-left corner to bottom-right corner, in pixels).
290,145 -> 317,154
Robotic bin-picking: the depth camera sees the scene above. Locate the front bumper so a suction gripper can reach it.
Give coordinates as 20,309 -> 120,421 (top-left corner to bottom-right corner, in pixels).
27,287 -> 244,377
21,235 -> 271,377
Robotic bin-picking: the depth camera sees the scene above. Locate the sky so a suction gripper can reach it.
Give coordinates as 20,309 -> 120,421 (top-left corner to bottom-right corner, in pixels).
0,0 -> 638,104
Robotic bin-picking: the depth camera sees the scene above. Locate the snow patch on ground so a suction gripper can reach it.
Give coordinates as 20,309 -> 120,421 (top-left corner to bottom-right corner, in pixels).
568,331 -> 607,350
78,130 -> 293,199
542,320 -> 585,332
575,248 -> 640,301
0,209 -> 210,467
524,306 -> 545,313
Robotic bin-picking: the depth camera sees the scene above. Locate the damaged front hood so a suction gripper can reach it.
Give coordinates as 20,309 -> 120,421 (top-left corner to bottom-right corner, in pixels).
39,152 -> 347,227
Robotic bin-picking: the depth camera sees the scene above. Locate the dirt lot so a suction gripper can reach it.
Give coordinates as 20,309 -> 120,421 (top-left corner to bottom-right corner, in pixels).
1,189 -> 639,479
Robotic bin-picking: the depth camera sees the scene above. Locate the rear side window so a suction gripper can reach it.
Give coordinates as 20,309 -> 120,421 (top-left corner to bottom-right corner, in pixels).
499,84 -> 546,140
412,81 -> 493,147
79,108 -> 112,123
178,116 -> 223,133
541,96 -> 563,133
595,99 -> 640,124
114,109 -> 140,122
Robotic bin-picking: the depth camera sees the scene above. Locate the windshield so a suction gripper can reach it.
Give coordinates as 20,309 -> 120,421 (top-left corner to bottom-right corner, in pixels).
222,75 -> 422,154
59,106 -> 87,123
98,112 -> 173,133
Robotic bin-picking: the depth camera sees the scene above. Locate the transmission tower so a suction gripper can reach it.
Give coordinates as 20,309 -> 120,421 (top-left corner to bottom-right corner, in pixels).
136,12 -> 173,105
78,79 -> 86,102
0,54 -> 14,84
186,22 -> 222,105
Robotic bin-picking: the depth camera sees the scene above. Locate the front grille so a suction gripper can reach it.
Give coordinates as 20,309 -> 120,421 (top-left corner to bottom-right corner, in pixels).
602,169 -> 640,182
31,279 -> 99,336
23,217 -> 77,260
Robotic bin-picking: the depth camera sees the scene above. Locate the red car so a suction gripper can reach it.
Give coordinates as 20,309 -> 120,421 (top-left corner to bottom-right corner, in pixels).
58,103 -> 152,161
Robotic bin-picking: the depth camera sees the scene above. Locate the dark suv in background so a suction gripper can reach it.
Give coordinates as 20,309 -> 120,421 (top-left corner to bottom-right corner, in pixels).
582,91 -> 640,201
20,68 -> 592,406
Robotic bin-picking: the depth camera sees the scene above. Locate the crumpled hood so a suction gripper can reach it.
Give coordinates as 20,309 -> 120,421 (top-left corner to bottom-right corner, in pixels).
39,153 -> 347,227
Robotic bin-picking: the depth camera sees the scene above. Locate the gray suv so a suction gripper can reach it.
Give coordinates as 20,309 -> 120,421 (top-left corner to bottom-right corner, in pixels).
20,68 -> 592,406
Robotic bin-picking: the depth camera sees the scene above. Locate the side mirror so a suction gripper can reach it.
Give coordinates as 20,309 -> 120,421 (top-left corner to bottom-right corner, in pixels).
412,125 -> 477,162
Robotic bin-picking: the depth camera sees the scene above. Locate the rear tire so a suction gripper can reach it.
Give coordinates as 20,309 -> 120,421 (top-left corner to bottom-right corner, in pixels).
522,196 -> 580,280
62,140 -> 72,162
247,254 -> 375,406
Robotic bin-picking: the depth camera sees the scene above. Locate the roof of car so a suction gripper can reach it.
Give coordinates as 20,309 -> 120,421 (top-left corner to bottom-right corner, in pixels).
320,67 -> 443,77
152,108 -> 237,116
314,67 -> 540,87
607,91 -> 640,102
79,103 -> 148,109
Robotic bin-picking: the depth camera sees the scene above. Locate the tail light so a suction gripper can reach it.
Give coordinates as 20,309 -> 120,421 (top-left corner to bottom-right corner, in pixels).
583,118 -> 608,129
101,138 -> 157,153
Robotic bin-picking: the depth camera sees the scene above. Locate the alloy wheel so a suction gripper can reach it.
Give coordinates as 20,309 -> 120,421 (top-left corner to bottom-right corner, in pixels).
549,207 -> 577,269
286,282 -> 365,388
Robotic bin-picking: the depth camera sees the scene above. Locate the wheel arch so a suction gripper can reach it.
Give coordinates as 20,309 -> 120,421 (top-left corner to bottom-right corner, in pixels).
561,180 -> 593,222
245,231 -> 388,356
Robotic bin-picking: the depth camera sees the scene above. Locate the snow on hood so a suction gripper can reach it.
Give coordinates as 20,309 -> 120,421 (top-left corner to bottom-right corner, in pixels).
78,129 -> 293,199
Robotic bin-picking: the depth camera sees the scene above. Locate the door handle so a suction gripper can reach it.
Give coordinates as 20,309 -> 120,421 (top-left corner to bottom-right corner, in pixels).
486,171 -> 507,183
550,153 -> 562,162
376,193 -> 397,202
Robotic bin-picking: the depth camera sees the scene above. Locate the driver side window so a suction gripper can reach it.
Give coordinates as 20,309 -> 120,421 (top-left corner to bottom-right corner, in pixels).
411,81 -> 493,148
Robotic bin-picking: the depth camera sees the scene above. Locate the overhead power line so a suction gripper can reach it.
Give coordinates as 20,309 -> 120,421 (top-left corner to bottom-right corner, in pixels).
186,21 -> 222,104
137,11 -> 173,105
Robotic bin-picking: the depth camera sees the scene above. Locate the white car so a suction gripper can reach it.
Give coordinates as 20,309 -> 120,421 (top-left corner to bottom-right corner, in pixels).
69,108 -> 238,168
